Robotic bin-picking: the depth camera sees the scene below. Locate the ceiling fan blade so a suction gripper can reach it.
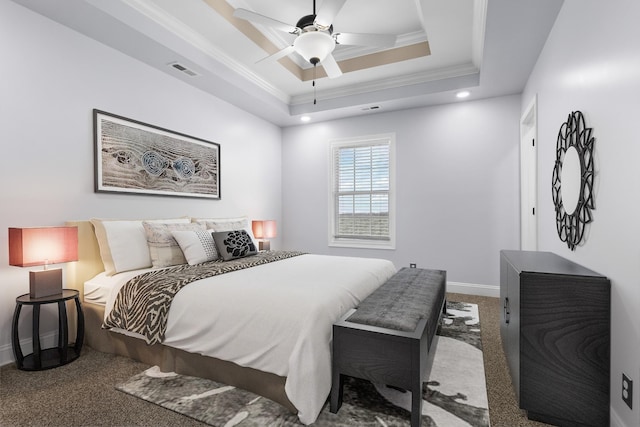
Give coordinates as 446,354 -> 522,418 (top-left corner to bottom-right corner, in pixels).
233,8 -> 298,34
334,32 -> 397,48
256,45 -> 295,63
322,54 -> 342,78
314,0 -> 347,30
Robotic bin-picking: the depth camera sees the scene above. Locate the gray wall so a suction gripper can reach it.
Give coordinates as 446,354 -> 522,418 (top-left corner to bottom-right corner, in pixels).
522,0 -> 640,425
281,95 -> 521,288
0,1 -> 282,365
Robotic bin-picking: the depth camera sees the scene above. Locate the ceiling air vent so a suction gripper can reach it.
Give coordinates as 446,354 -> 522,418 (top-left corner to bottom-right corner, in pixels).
168,62 -> 200,77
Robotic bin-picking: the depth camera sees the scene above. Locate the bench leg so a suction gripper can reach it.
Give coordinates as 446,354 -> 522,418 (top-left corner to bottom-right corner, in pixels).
411,341 -> 424,427
411,381 -> 423,427
330,373 -> 344,413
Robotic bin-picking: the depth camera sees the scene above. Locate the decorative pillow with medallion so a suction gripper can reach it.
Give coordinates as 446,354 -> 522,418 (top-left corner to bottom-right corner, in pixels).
211,229 -> 257,261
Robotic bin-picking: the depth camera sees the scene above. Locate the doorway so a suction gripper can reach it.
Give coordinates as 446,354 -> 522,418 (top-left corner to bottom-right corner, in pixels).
520,96 -> 537,250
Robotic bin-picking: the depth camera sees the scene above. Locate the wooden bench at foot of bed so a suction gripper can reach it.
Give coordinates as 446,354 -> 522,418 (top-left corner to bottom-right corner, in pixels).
330,267 -> 446,427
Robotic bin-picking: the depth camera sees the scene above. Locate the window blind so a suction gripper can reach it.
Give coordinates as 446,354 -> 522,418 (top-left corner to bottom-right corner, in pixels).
332,141 -> 390,241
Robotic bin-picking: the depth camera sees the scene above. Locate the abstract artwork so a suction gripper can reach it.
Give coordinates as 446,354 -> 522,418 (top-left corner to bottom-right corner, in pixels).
94,109 -> 220,199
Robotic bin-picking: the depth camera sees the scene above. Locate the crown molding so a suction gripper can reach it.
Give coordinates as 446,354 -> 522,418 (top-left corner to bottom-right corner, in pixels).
291,62 -> 479,105
121,0 -> 291,103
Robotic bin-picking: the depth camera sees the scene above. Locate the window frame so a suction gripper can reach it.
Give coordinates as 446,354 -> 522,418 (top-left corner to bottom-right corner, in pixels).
328,133 -> 396,250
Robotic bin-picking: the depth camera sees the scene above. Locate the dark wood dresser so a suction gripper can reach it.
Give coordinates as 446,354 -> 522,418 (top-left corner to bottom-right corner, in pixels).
500,250 -> 610,426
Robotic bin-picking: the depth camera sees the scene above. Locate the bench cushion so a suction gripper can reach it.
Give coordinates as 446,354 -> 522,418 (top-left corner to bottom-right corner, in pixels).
346,267 -> 446,332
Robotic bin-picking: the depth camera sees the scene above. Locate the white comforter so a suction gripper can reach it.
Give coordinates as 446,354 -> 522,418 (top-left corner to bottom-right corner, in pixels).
102,253 -> 396,424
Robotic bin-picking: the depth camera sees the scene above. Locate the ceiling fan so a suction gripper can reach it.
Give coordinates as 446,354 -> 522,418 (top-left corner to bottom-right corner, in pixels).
233,0 -> 397,79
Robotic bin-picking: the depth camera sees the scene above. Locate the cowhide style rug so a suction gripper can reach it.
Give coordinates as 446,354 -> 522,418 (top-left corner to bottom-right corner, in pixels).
116,302 -> 490,426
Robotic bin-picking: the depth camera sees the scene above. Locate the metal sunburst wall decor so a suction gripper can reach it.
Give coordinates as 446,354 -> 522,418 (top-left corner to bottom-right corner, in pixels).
551,110 -> 595,250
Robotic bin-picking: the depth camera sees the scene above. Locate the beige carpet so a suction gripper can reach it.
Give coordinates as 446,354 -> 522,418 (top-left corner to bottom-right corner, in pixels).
0,293 -> 551,427
448,293 -> 550,427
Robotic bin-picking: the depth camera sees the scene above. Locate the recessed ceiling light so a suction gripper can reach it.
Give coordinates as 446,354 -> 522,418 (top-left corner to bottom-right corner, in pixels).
300,116 -> 311,122
456,90 -> 471,99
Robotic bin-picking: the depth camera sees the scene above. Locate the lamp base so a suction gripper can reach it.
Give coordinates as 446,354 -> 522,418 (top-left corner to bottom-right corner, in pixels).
29,269 -> 63,298
258,240 -> 271,251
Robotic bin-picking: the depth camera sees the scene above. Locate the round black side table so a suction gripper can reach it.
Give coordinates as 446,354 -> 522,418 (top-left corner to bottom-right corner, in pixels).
12,289 -> 85,371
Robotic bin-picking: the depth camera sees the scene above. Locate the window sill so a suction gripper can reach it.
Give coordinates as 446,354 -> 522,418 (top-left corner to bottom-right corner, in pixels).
329,239 -> 395,250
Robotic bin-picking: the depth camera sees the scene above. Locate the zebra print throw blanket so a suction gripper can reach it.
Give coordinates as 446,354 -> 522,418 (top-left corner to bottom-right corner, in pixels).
103,251 -> 305,345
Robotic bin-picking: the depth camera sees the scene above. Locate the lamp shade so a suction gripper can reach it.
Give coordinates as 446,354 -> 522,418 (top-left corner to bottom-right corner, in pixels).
9,227 -> 78,267
293,31 -> 336,64
252,220 -> 277,240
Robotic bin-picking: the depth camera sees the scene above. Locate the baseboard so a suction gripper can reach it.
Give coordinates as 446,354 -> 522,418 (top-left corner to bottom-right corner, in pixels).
611,406 -> 634,427
0,331 -> 58,368
0,341 -> 13,367
447,281 -> 499,298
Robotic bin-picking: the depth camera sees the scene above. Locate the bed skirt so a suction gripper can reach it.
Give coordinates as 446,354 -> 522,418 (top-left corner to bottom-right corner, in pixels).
82,301 -> 297,414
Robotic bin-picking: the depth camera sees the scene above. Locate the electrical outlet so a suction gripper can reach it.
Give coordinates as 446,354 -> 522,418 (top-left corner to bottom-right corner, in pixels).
623,373 -> 633,410
409,263 -> 416,268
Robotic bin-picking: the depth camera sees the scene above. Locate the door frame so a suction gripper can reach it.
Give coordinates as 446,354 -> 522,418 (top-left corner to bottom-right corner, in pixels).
520,95 -> 537,250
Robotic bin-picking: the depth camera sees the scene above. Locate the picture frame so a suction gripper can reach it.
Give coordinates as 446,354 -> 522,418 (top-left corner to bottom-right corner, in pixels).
93,109 -> 220,199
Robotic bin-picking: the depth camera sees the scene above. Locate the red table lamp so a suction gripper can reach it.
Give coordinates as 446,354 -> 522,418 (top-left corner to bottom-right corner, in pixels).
251,220 -> 276,251
8,227 -> 78,298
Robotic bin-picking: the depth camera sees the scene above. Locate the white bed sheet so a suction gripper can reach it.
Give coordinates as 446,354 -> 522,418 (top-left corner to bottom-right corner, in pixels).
83,272 -> 112,305
99,254 -> 396,425
83,268 -> 155,305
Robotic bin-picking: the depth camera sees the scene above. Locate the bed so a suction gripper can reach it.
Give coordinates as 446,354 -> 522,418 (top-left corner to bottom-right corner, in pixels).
65,219 -> 396,425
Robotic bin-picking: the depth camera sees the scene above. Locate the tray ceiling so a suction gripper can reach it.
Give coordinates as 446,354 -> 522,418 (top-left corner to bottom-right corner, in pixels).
11,0 -> 563,126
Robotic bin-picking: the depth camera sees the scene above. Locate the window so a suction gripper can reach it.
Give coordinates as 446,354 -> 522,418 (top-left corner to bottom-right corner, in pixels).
329,134 -> 395,249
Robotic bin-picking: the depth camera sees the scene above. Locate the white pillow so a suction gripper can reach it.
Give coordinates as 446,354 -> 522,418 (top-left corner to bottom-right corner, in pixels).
142,222 -> 205,268
91,218 -> 189,276
192,216 -> 257,244
192,216 -> 248,229
171,230 -> 219,265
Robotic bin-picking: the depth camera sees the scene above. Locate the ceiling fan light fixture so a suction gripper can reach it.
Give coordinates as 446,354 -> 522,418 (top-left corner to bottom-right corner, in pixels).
293,31 -> 336,64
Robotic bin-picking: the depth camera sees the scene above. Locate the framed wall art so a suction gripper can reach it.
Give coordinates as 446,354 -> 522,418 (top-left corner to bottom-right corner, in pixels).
94,109 -> 220,200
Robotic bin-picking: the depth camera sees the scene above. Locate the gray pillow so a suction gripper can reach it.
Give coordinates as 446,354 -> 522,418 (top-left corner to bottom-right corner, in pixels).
211,230 -> 257,261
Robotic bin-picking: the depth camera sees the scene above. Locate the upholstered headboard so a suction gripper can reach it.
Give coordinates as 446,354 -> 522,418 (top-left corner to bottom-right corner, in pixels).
65,220 -> 104,301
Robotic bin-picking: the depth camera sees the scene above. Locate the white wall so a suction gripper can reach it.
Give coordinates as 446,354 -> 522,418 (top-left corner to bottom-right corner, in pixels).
522,0 -> 640,425
0,2 -> 282,365
281,95 -> 521,291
